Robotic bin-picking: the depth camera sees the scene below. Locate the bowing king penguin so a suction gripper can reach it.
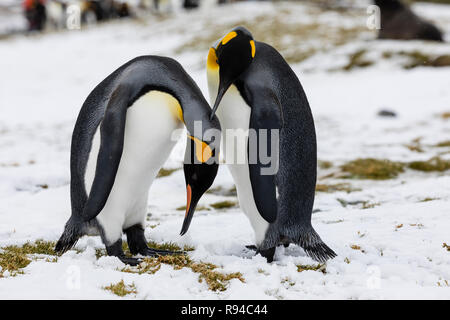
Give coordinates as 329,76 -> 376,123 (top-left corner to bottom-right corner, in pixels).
204,27 -> 336,263
55,56 -> 221,265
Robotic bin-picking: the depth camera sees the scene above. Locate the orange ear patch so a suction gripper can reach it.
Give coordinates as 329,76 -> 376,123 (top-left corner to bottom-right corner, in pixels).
189,136 -> 213,163
222,31 -> 237,45
207,48 -> 219,70
250,40 -> 256,58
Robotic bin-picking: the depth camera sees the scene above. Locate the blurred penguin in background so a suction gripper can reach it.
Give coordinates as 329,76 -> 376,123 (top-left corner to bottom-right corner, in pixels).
375,0 -> 443,41
23,0 -> 47,31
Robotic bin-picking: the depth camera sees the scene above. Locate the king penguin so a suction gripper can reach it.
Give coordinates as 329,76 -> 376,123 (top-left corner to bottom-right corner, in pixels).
55,56 -> 221,265
203,27 -> 336,263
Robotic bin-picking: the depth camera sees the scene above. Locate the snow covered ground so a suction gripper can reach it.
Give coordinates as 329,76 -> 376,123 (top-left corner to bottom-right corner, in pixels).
0,1 -> 449,299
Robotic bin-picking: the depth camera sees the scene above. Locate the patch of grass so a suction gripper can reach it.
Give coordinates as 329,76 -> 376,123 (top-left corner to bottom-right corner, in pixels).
157,168 -> 179,178
435,141 -> 450,147
176,205 -> 210,211
316,183 -> 360,193
296,264 -> 326,273
440,112 -> 450,119
337,198 -> 379,209
419,197 -> 439,202
175,11 -> 365,66
206,186 -> 237,197
0,240 -> 56,276
350,244 -> 362,251
405,138 -> 424,153
318,160 -> 333,169
396,51 -> 450,69
408,157 -> 450,172
343,49 -> 374,71
382,50 -> 450,69
443,243 -> 450,252
210,201 -> 237,210
340,158 -> 405,180
103,280 -> 137,297
122,255 -> 244,292
361,201 -> 380,209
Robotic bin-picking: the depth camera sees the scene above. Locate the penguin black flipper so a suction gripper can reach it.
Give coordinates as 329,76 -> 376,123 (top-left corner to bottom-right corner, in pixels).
81,84 -> 130,222
246,87 -> 282,224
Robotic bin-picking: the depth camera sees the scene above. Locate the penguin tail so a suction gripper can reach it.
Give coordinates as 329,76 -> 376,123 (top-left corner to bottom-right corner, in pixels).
295,227 -> 337,263
55,215 -> 84,254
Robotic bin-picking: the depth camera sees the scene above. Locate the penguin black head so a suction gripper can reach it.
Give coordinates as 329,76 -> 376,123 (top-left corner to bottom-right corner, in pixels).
180,135 -> 219,236
208,26 -> 255,120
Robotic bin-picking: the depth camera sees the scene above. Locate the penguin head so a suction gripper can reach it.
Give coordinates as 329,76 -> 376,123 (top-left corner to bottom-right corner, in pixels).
208,26 -> 255,120
180,135 -> 219,236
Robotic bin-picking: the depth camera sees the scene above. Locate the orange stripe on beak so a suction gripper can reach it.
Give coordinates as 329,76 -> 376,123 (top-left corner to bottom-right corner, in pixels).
185,184 -> 192,218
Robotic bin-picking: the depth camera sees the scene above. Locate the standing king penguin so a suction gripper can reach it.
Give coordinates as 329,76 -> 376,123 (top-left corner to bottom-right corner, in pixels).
55,56 -> 221,265
204,27 -> 336,263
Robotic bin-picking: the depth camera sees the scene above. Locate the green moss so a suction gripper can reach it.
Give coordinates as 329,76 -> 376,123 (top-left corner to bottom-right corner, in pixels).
316,183 -> 360,193
156,168 -> 179,178
210,201 -> 237,210
103,280 -> 137,297
408,157 -> 450,172
341,158 -> 405,180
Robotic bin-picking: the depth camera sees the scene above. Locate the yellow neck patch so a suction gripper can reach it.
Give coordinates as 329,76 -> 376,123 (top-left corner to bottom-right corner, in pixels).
189,135 -> 213,163
221,31 -> 237,45
207,47 -> 219,70
163,93 -> 184,123
250,40 -> 256,58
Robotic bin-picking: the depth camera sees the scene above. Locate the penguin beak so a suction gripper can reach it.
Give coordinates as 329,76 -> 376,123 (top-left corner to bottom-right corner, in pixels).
180,184 -> 201,236
210,77 -> 233,120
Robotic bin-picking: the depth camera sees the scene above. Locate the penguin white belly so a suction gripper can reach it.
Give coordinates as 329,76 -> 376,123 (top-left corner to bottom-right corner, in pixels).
85,91 -> 183,244
213,85 -> 270,246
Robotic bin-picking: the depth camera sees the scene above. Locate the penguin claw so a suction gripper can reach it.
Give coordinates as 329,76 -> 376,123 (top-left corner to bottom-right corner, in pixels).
245,245 -> 258,251
142,248 -> 185,257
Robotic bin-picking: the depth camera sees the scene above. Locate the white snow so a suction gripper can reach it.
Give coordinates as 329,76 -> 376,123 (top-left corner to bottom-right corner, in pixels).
0,1 -> 449,299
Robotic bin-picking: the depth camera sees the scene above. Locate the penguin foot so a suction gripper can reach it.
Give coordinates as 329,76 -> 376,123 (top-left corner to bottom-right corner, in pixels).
125,224 -> 185,257
245,245 -> 258,251
119,256 -> 142,266
105,239 -> 142,266
257,247 -> 276,263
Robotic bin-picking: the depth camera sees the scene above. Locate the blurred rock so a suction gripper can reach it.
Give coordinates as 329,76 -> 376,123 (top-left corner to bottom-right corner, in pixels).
375,0 -> 443,42
378,109 -> 397,117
